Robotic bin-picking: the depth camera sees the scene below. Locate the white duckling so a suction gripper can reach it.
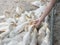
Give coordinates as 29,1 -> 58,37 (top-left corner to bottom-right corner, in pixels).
17,13 -> 27,25
0,15 -> 5,19
32,0 -> 47,19
31,0 -> 47,7
38,23 -> 47,45
5,18 -> 16,31
31,1 -> 41,7
6,18 -> 16,23
44,15 -> 49,23
16,6 -> 23,15
2,38 -> 11,45
24,11 -> 31,21
23,25 -> 34,45
24,11 -> 36,21
3,32 -> 25,45
9,21 -> 29,37
29,11 -> 36,20
30,28 -> 37,45
13,14 -> 21,22
33,5 -> 46,19
18,41 -> 23,45
0,22 -> 10,28
0,26 -> 9,31
0,26 -> 10,39
0,15 -> 6,22
41,27 -> 50,45
0,38 -> 2,45
7,40 -> 18,45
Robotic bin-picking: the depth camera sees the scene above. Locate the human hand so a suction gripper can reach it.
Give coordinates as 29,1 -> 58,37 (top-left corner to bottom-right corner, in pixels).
33,18 -> 41,28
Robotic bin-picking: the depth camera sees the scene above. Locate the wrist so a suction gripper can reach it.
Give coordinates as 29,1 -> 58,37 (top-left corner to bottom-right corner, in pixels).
39,17 -> 42,23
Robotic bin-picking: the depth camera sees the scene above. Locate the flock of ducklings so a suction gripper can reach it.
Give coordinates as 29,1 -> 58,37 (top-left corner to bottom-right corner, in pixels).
0,0 -> 51,45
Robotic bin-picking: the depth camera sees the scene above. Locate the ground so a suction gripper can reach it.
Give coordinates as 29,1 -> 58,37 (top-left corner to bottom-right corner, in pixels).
54,3 -> 60,45
0,0 -> 60,45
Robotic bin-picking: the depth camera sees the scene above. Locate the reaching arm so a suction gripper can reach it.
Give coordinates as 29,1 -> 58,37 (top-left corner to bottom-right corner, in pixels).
39,0 -> 56,22
34,0 -> 56,28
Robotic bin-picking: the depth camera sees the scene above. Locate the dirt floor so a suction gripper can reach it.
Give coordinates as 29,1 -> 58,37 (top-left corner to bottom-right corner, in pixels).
54,3 -> 60,45
0,0 -> 60,45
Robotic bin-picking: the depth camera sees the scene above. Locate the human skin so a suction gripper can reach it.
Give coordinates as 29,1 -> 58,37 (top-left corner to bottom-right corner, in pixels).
34,0 -> 56,28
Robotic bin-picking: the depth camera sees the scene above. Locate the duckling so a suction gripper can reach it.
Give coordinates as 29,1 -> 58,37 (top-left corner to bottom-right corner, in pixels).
18,41 -> 23,45
0,15 -> 6,23
13,14 -> 21,22
31,1 -> 41,7
9,21 -> 29,37
29,11 -> 36,20
5,18 -> 16,31
0,38 -> 2,45
33,5 -> 46,19
2,38 -> 11,45
38,24 -> 46,45
16,6 -> 23,15
0,27 -> 10,39
23,25 -> 34,45
0,22 -> 10,26
6,18 -> 16,23
44,15 -> 49,23
0,25 -> 9,30
0,15 -> 5,19
7,40 -> 18,45
0,41 -> 2,45
32,1 -> 47,19
41,27 -> 50,45
25,11 -> 32,21
15,21 -> 29,33
24,11 -> 36,21
24,24 -> 29,32
30,28 -> 37,45
17,13 -> 27,25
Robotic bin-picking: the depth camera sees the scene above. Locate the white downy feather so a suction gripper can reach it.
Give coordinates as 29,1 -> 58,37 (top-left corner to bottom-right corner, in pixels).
0,28 -> 10,39
31,1 -> 47,19
7,40 -> 18,45
31,1 -> 41,7
17,11 -> 30,24
16,6 -> 23,15
6,18 -> 16,23
23,25 -> 34,45
17,14 -> 27,25
0,38 -> 2,45
41,27 -> 50,45
0,22 -> 10,26
0,1 -> 51,45
9,21 -> 29,37
30,28 -> 37,45
29,11 -> 36,20
0,26 -> 9,31
2,38 -> 11,45
38,23 -> 48,45
0,15 -> 5,19
33,5 -> 46,18
18,41 -> 23,45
